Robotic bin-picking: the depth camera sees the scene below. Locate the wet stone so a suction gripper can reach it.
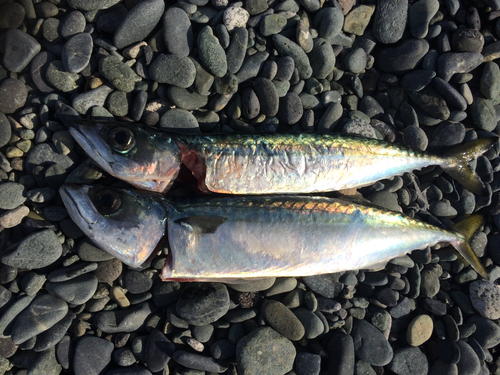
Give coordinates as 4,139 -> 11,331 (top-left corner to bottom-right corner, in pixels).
62,33 -> 93,74
73,336 -> 114,375
236,327 -> 296,375
2,29 -> 41,73
11,294 -> 68,345
113,0 -> 165,49
163,7 -> 193,57
373,0 -> 408,44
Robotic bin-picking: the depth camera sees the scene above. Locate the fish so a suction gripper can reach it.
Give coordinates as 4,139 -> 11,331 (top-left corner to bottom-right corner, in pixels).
66,119 -> 497,196
59,184 -> 489,282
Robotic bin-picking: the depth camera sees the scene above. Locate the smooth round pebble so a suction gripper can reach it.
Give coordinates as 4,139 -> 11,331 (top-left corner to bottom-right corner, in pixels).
406,314 -> 433,346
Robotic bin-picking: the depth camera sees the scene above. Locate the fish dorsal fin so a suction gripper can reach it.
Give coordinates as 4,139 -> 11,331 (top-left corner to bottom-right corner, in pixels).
174,215 -> 226,234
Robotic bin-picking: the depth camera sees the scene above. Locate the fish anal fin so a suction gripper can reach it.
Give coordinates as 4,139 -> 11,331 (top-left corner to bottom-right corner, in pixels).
174,215 -> 226,234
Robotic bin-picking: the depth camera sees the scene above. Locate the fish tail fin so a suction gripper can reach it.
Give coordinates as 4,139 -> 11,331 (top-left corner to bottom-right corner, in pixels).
441,137 -> 498,196
450,214 -> 489,280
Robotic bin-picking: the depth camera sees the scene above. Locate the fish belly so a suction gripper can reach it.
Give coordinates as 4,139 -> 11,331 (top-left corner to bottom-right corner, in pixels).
162,198 -> 455,280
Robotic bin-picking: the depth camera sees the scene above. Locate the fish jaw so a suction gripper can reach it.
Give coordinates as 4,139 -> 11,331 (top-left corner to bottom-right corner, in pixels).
68,120 -> 182,193
59,184 -> 167,268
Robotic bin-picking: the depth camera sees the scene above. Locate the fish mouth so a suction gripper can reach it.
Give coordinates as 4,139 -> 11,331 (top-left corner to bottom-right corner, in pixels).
67,120 -> 116,172
59,184 -> 99,227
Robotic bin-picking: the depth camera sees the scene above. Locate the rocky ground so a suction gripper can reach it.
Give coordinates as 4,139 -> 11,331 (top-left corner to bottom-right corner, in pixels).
1,0 -> 500,374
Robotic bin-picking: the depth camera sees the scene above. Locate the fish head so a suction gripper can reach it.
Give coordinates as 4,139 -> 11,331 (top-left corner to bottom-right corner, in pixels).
68,120 -> 182,193
59,184 -> 168,268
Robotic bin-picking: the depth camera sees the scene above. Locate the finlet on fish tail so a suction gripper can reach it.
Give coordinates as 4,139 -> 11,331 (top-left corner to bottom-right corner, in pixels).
450,214 -> 489,280
442,137 -> 498,196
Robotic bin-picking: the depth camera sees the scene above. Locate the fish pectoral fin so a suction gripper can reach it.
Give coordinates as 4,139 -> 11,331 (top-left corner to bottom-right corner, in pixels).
174,215 -> 227,234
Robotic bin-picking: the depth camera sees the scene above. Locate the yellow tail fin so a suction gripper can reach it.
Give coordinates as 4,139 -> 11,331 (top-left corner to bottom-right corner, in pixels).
442,137 -> 498,196
450,214 -> 489,280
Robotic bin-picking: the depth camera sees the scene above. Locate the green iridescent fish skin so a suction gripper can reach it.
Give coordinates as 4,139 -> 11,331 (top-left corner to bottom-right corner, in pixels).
59,184 -> 488,281
67,120 -> 495,195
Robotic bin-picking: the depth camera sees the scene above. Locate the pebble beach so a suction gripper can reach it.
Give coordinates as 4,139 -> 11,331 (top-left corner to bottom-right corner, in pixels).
1,0 -> 500,374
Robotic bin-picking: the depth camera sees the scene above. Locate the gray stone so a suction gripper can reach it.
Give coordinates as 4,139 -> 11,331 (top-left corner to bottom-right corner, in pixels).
99,55 -> 140,92
378,39 -> 430,74
149,54 -> 196,88
11,294 -> 68,345
62,33 -> 93,73
0,78 -> 28,114
198,26 -> 227,77
236,327 -> 295,375
1,229 -> 62,269
2,28 -> 41,73
113,0 -> 165,49
273,34 -> 313,79
373,0 -> 408,44
163,7 -> 193,57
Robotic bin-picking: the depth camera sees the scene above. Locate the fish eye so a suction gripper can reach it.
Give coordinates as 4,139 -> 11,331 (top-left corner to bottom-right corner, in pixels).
94,189 -> 122,215
109,127 -> 135,153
